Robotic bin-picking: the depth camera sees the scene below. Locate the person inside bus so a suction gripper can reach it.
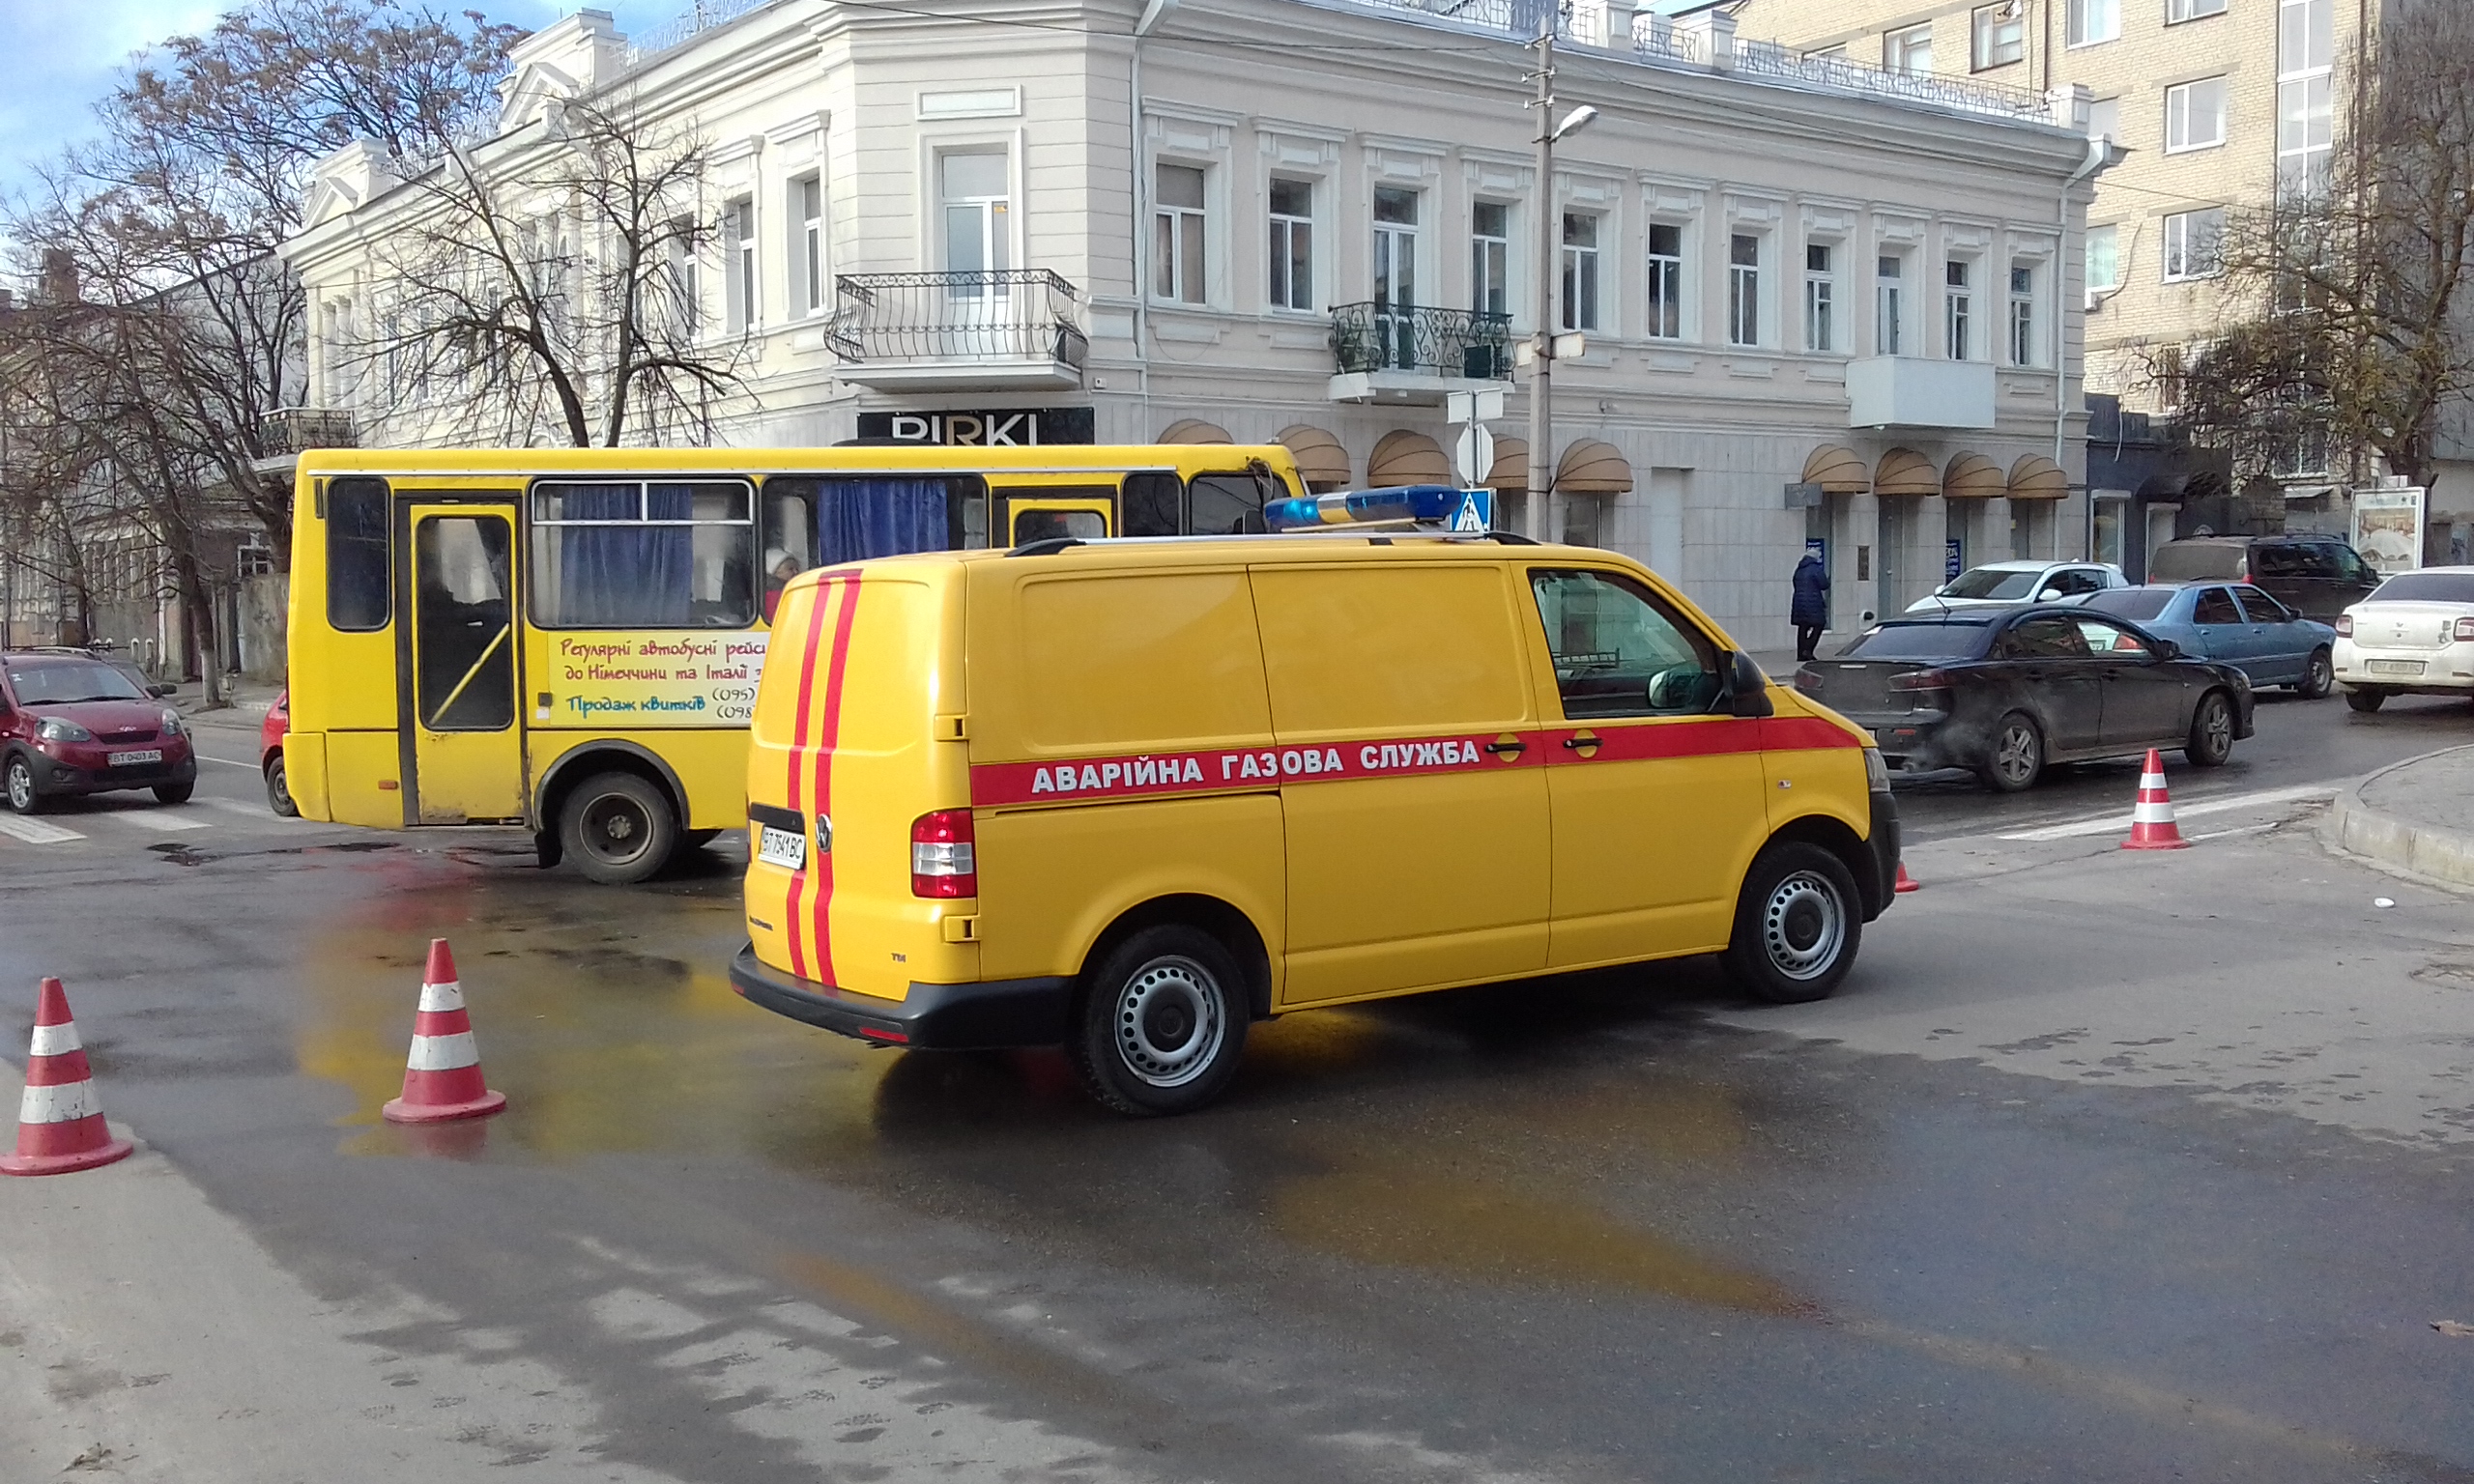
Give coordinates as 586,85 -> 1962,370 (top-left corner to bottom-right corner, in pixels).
762,549 -> 802,622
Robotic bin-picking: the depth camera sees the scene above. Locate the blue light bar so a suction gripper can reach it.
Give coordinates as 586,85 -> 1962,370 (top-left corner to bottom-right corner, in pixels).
1263,485 -> 1467,531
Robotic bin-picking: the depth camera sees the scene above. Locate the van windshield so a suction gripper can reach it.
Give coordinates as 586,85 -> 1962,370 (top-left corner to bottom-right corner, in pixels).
2149,545 -> 2243,582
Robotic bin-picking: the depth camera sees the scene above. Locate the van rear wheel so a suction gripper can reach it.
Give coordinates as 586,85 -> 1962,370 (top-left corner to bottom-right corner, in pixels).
1070,925 -> 1249,1117
1724,842 -> 1862,1006
558,771 -> 678,885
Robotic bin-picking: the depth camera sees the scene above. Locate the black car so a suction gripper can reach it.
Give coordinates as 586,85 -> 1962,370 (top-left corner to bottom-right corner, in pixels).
2146,533 -> 2380,620
1795,607 -> 2256,792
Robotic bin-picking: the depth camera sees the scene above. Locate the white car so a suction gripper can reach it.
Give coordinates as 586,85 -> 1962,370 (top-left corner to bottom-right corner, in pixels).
2332,565 -> 2474,711
1905,560 -> 2128,614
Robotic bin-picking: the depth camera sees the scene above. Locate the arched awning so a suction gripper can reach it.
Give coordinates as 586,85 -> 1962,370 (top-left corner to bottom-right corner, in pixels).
2008,453 -> 2068,499
1556,439 -> 1634,494
1485,436 -> 1529,493
1942,452 -> 2005,499
1366,429 -> 1450,487
1275,423 -> 1349,491
1801,443 -> 1871,494
1158,417 -> 1232,444
1875,447 -> 1939,498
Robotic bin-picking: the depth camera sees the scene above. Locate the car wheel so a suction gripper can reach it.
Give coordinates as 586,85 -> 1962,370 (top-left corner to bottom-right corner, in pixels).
5,754 -> 43,815
2184,691 -> 2236,767
1724,841 -> 1862,1006
1069,924 -> 1250,1117
2345,686 -> 2388,714
264,756 -> 298,816
2294,648 -> 2334,699
1978,712 -> 2043,793
153,782 -> 194,805
558,771 -> 679,885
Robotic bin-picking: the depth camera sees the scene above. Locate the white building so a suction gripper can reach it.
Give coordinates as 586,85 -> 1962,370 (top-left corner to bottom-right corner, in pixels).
283,0 -> 2110,647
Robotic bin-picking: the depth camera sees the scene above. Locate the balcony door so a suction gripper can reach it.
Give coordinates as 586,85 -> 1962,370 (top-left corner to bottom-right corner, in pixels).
939,151 -> 1012,351
1371,186 -> 1421,370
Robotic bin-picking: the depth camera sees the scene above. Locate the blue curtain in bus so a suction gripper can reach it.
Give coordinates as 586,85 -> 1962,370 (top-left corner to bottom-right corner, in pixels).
816,479 -> 947,567
556,484 -> 690,626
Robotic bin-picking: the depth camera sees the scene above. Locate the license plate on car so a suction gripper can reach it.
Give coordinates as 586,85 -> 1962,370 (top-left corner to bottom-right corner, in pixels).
108,750 -> 163,766
756,823 -> 807,870
2367,659 -> 2426,676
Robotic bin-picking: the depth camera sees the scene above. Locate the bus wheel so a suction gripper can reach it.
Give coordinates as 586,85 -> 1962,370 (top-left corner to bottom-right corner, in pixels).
559,772 -> 678,885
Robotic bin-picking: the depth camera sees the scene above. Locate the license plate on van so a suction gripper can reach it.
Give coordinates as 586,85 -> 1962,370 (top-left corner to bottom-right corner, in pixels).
756,824 -> 807,870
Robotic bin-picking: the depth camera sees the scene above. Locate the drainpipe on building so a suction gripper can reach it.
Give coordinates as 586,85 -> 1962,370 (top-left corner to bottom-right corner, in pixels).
2057,130 -> 2107,558
1130,0 -> 1178,412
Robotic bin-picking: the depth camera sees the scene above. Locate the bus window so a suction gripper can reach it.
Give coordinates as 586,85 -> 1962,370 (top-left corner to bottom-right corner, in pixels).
414,515 -> 515,730
529,480 -> 756,628
328,477 -> 391,630
761,487 -> 813,620
763,475 -> 989,574
1013,507 -> 1108,544
1123,471 -> 1179,536
1191,471 -> 1271,534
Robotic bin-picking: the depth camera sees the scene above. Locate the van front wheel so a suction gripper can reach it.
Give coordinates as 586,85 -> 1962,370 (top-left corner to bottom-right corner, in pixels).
1071,925 -> 1249,1117
558,771 -> 678,885
1724,842 -> 1862,1006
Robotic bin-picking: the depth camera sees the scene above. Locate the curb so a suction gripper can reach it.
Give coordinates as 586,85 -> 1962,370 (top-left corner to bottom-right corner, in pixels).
2319,744 -> 2474,888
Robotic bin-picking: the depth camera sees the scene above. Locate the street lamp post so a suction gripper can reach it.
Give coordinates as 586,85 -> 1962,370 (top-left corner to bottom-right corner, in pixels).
1524,28 -> 1596,542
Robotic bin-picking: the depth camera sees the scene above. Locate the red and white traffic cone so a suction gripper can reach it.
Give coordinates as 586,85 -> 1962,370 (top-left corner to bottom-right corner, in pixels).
2121,749 -> 2191,851
1894,863 -> 1921,894
1,978 -> 133,1176
382,939 -> 506,1125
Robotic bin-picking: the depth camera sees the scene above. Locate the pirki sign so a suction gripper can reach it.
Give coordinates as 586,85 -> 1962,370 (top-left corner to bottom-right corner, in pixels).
856,408 -> 1096,446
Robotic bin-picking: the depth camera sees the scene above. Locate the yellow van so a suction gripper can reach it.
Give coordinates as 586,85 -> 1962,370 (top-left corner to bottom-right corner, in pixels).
731,529 -> 1899,1114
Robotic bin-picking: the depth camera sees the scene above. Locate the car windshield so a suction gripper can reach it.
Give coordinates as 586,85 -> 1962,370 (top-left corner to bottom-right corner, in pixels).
8,660 -> 148,704
1937,568 -> 2043,600
2149,545 -> 2243,582
1836,622 -> 1992,660
2080,588 -> 2176,620
2366,572 -> 2474,605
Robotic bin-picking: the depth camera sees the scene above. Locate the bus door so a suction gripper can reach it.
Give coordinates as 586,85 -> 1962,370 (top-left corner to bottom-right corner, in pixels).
996,487 -> 1112,546
397,499 -> 524,824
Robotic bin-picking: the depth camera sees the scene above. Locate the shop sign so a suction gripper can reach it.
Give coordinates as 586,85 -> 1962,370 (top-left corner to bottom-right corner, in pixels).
856,409 -> 1096,446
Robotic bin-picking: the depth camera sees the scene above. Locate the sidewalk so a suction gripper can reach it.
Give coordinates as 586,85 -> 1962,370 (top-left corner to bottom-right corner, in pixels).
2321,745 -> 2474,888
166,677 -> 281,733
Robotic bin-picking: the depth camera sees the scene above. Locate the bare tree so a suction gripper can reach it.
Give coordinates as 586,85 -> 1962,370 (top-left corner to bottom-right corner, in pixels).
347,97 -> 751,448
2168,0 -> 2474,500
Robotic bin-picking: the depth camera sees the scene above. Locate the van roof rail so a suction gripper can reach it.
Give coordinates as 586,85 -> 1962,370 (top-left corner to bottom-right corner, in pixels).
1006,536 -> 1088,557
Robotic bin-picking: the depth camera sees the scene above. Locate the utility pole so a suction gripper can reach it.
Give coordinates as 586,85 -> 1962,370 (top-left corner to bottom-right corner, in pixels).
1525,26 -> 1557,542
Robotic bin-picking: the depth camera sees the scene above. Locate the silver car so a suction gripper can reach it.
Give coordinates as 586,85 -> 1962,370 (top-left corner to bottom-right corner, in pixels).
1905,560 -> 2128,614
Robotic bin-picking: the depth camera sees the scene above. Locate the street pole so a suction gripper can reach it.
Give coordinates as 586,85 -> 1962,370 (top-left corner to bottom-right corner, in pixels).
1526,27 -> 1556,542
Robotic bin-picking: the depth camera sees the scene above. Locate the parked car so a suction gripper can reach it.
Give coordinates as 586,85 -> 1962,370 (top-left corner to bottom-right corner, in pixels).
0,650 -> 198,813
1796,607 -> 2255,792
24,646 -> 175,699
1905,559 -> 2127,614
2070,583 -> 2337,696
262,689 -> 295,816
2331,566 -> 2474,711
2147,533 -> 2381,620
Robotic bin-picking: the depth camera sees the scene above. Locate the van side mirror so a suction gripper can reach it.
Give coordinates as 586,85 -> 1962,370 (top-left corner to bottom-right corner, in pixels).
1723,650 -> 1773,719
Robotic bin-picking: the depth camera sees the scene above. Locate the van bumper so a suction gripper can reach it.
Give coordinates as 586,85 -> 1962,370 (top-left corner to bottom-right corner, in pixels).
1864,787 -> 1901,922
729,944 -> 1074,1049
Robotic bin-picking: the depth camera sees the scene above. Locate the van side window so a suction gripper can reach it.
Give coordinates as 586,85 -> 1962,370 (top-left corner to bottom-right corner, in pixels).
530,480 -> 755,628
2249,544 -> 2299,578
327,477 -> 391,631
1527,568 -> 1719,718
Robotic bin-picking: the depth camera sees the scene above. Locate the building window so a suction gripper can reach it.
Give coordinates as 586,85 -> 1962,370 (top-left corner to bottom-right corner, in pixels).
940,151 -> 1011,285
237,537 -> 274,580
1647,222 -> 1683,340
2086,224 -> 2120,291
1804,242 -> 1835,353
666,222 -> 700,336
1728,233 -> 1761,347
1971,3 -> 2024,70
2168,0 -> 2227,20
2165,77 -> 2229,152
2066,0 -> 2119,45
1944,259 -> 1972,359
1269,178 -> 1315,311
1561,212 -> 1600,332
794,174 -> 824,317
2278,0 -> 2334,201
724,195 -> 758,332
2008,263 -> 2036,364
1153,163 -> 1207,304
2163,208 -> 2226,280
1372,186 -> 1421,364
1877,252 -> 1905,356
1884,23 -> 1933,75
1471,200 -> 1510,316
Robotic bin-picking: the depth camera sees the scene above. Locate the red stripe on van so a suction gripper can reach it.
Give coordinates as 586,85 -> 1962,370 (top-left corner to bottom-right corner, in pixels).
781,579 -> 834,983
807,574 -> 865,985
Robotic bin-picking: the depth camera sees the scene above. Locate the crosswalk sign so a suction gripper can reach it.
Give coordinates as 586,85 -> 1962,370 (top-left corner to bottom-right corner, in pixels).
1450,489 -> 1492,532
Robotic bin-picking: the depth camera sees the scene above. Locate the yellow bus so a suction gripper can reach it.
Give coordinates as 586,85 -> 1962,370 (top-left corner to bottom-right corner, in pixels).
283,444 -> 1308,883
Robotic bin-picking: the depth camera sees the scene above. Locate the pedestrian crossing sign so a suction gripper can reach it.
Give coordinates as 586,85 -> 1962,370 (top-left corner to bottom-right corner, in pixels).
1450,489 -> 1492,533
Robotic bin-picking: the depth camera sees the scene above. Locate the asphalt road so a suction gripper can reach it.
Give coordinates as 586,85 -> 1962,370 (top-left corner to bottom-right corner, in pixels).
2,701 -> 2470,1482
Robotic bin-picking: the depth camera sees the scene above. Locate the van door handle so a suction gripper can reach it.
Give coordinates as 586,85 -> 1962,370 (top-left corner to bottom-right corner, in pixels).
1562,731 -> 1600,752
1484,735 -> 1525,756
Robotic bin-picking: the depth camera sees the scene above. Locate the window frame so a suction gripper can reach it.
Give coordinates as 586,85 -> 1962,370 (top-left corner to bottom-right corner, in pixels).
1268,176 -> 1318,314
1971,3 -> 2025,70
793,173 -> 825,318
2168,0 -> 2228,21
1876,250 -> 1908,357
1943,257 -> 1974,361
1151,161 -> 1209,306
525,477 -> 760,632
1562,210 -> 1602,333
2086,223 -> 2121,292
1646,219 -> 1686,341
1471,199 -> 1511,317
1804,240 -> 1838,354
325,476 -> 392,633
2066,0 -> 2121,46
2165,76 -> 2229,154
1727,231 -> 1764,349
1884,23 -> 1934,75
2162,208 -> 2227,282
2008,261 -> 2037,365
724,194 -> 759,333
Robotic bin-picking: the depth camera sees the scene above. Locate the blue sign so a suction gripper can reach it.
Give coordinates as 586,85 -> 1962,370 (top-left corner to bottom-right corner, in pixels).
1945,537 -> 1965,582
1805,536 -> 1827,565
1451,488 -> 1493,532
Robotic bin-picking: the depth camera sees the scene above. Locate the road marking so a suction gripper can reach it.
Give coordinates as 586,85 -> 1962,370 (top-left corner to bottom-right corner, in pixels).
88,807 -> 213,833
0,815 -> 86,844
194,755 -> 256,770
1993,783 -> 2336,842
198,797 -> 312,824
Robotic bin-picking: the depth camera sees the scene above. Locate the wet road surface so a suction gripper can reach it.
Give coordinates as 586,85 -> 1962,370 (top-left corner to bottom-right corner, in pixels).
2,711 -> 2471,1481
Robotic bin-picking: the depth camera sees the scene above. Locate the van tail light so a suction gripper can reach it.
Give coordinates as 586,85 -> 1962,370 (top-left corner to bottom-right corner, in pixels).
2335,614 -> 2354,637
2454,617 -> 2474,642
911,810 -> 977,899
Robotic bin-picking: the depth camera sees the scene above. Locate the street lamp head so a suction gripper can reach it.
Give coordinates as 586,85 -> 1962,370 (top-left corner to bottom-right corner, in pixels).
1550,104 -> 1599,143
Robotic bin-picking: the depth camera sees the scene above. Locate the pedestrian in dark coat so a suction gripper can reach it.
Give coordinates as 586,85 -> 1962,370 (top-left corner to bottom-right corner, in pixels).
1792,551 -> 1830,662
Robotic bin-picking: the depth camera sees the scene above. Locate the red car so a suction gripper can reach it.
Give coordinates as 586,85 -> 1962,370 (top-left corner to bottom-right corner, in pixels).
262,688 -> 295,816
1,651 -> 197,813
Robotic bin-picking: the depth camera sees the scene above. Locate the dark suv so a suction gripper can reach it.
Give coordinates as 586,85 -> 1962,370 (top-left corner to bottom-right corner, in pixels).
2147,534 -> 2381,620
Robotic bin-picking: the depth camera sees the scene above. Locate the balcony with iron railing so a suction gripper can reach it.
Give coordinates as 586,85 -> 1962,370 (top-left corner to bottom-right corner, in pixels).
826,270 -> 1088,391
1326,301 -> 1513,405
